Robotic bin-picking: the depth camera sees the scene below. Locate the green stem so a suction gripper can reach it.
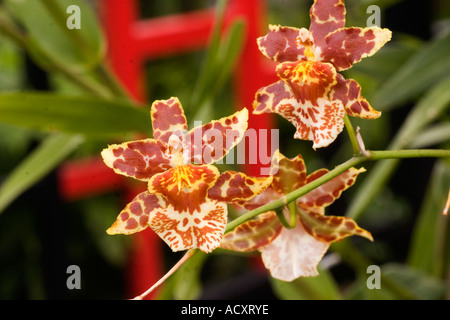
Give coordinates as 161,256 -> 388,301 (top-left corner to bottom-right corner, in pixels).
344,114 -> 360,155
225,148 -> 450,232
368,149 -> 450,160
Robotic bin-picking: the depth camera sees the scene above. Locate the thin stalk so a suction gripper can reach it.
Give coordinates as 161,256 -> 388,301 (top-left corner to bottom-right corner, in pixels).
132,249 -> 198,300
226,148 -> 450,232
368,149 -> 450,160
344,114 -> 360,155
226,156 -> 367,232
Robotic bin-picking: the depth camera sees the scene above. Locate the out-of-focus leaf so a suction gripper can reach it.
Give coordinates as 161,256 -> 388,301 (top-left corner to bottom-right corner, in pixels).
346,263 -> 447,300
0,133 -> 83,213
409,123 -> 450,149
4,0 -> 104,71
0,92 -> 150,139
407,159 -> 450,278
346,76 -> 450,220
209,19 -> 245,107
372,31 -> 450,110
189,0 -> 245,123
270,267 -> 341,300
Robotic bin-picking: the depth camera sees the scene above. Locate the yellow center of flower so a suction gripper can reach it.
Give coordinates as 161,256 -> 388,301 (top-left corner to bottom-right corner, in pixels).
295,28 -> 316,60
288,61 -> 319,85
172,165 -> 194,192
167,134 -> 185,167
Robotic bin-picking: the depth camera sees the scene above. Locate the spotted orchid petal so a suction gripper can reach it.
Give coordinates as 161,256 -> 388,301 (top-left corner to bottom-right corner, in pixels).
257,25 -> 310,63
260,218 -> 330,281
148,164 -> 220,214
254,79 -> 345,149
149,199 -> 227,253
184,108 -> 248,165
220,211 -> 282,252
207,171 -> 273,206
101,139 -> 171,181
106,191 -> 168,235
151,97 -> 188,144
309,0 -> 346,48
272,153 -> 307,194
332,74 -> 381,119
319,27 -> 392,71
298,167 -> 366,210
298,209 -> 373,242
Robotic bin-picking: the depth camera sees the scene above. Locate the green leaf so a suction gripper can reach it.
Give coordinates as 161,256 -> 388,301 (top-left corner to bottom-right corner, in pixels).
410,122 -> 450,149
0,133 -> 83,213
4,0 -> 104,71
270,267 -> 341,300
407,160 -> 450,278
346,76 -> 450,220
372,31 -> 450,110
0,92 -> 150,139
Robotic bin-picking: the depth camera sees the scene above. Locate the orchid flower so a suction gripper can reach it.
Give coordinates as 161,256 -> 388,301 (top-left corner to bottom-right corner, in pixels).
253,0 -> 392,149
221,151 -> 372,281
101,98 -> 273,253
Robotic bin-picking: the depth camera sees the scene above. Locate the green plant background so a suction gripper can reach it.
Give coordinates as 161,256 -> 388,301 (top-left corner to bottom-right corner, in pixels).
0,0 -> 448,299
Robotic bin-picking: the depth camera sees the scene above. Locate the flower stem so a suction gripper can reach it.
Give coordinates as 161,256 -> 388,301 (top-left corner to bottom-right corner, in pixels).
132,249 -> 198,300
344,114 -> 360,155
225,148 -> 450,232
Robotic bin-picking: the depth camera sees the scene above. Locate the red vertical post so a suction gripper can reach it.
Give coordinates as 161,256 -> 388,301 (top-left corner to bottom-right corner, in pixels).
229,0 -> 277,177
99,0 -> 162,299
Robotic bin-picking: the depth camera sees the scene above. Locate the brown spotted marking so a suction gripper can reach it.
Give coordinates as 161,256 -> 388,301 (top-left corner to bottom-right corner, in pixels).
221,212 -> 283,252
298,209 -> 373,243
319,27 -> 392,71
208,171 -> 273,205
150,97 -> 188,144
184,108 -> 248,165
106,191 -> 168,235
101,139 -> 171,181
257,25 -> 307,63
309,0 -> 346,47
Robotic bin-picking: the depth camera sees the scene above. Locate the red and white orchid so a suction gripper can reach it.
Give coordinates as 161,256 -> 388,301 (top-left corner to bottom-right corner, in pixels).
253,0 -> 392,149
221,152 -> 373,281
101,98 -> 272,253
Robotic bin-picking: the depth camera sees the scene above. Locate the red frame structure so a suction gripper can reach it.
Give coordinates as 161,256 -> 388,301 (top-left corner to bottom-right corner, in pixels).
58,0 -> 276,299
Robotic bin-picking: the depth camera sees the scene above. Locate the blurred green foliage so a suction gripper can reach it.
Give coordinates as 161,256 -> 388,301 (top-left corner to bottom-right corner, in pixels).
0,0 -> 448,300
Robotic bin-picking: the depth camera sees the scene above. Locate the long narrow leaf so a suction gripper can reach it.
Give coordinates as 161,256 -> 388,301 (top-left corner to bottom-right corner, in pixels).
372,31 -> 450,110
0,92 -> 150,139
407,160 -> 450,278
0,133 -> 83,213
